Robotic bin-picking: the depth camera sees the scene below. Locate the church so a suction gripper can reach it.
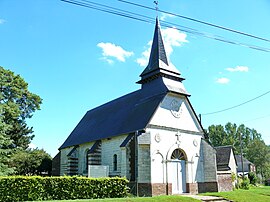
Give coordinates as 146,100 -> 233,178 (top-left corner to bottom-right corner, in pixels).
57,18 -> 221,196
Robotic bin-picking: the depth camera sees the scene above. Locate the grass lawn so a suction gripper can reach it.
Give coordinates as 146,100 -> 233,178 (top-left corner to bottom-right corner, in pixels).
202,186 -> 270,202
34,195 -> 199,202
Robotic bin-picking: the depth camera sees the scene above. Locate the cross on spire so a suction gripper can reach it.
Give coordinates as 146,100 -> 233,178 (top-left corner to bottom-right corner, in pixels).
154,1 -> 159,17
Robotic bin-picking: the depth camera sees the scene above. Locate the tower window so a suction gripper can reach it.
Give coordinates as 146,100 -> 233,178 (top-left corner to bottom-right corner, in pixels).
113,154 -> 117,171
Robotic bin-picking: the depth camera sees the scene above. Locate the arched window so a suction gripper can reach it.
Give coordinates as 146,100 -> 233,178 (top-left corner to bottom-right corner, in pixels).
113,154 -> 117,171
171,149 -> 186,160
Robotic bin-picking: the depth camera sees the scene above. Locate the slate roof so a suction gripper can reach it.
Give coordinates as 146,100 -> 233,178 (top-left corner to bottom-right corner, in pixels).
235,155 -> 254,173
60,89 -> 167,149
215,146 -> 234,171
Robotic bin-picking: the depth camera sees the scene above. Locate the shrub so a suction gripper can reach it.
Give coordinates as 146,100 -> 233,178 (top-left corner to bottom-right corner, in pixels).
248,172 -> 257,185
0,176 -> 128,202
235,176 -> 250,190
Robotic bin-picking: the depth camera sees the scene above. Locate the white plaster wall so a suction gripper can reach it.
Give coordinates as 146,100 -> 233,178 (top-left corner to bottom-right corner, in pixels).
149,93 -> 202,133
229,151 -> 237,175
77,142 -> 94,175
101,134 -> 128,176
148,128 -> 204,184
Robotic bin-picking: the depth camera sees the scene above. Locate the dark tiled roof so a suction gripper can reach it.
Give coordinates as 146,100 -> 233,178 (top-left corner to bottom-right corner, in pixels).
215,146 -> 233,171
140,18 -> 169,77
60,88 -> 166,149
235,155 -> 254,172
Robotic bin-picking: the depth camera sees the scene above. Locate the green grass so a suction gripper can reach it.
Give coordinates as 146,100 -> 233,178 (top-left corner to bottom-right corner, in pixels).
35,195 -> 199,202
202,186 -> 270,202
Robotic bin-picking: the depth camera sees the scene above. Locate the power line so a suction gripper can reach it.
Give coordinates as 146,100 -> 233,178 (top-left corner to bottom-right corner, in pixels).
61,0 -> 270,52
118,0 -> 270,43
244,114 -> 270,123
201,90 -> 270,116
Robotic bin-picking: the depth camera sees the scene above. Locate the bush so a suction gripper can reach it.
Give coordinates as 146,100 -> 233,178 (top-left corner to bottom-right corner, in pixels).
235,176 -> 250,190
248,172 -> 257,185
0,176 -> 129,202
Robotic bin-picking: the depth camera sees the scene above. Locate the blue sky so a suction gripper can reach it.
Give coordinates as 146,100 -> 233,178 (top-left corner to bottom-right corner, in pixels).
1,0 -> 270,156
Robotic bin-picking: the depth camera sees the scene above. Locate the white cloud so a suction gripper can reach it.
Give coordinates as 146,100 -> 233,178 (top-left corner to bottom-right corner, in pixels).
216,77 -> 230,84
160,13 -> 175,21
97,42 -> 133,63
226,66 -> 249,72
136,28 -> 188,67
100,57 -> 114,65
0,19 -> 6,24
162,27 -> 188,56
136,41 -> 152,66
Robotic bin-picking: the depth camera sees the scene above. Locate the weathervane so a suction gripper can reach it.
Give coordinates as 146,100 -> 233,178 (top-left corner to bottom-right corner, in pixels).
154,1 -> 159,17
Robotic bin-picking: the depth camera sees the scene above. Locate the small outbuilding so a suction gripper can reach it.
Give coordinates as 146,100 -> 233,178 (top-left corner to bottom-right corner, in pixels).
215,146 -> 237,191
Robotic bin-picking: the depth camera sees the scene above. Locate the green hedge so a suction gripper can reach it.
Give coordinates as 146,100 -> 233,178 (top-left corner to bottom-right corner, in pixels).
0,176 -> 129,201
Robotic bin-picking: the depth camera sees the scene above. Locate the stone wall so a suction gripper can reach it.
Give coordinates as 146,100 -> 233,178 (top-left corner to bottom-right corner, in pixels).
138,145 -> 151,183
52,152 -> 61,176
217,173 -> 233,192
186,183 -> 198,194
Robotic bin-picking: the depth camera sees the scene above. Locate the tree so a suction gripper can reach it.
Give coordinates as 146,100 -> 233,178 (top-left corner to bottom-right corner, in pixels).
9,148 -> 52,176
207,122 -> 261,154
207,122 -> 270,180
245,139 -> 270,180
0,116 -> 14,175
0,66 -> 42,149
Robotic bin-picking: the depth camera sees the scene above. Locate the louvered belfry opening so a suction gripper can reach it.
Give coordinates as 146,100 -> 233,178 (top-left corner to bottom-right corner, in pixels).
67,146 -> 79,176
88,141 -> 102,166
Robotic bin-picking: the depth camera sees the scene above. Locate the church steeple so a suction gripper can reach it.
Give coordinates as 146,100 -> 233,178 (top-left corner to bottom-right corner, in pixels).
137,18 -> 185,85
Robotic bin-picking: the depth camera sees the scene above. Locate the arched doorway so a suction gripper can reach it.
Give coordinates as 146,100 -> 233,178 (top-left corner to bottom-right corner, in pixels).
170,148 -> 187,194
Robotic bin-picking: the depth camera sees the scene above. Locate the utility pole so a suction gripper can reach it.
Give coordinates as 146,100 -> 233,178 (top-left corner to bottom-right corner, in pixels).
239,132 -> 244,179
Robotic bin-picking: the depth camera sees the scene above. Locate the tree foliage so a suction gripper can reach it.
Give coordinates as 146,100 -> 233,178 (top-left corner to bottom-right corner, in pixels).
0,66 -> 42,149
0,66 -> 46,176
9,148 -> 52,176
0,112 -> 14,175
207,122 -> 270,179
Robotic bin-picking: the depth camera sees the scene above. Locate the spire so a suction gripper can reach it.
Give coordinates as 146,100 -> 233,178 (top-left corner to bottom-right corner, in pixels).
137,18 -> 183,85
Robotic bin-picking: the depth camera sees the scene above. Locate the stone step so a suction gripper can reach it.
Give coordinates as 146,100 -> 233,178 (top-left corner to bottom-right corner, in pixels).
182,194 -> 232,202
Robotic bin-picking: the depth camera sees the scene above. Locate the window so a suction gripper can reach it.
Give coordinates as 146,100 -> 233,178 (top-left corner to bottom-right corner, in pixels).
113,154 -> 117,171
171,149 -> 186,160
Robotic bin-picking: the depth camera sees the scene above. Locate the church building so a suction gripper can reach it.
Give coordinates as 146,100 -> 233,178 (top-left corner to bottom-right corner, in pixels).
58,18 -> 220,196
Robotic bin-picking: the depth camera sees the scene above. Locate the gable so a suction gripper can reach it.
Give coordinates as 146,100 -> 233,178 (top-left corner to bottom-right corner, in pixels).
148,92 -> 203,133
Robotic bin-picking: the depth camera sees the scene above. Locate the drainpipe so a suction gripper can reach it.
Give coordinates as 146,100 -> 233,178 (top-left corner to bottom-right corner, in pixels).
165,159 -> 168,195
135,130 -> 139,196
